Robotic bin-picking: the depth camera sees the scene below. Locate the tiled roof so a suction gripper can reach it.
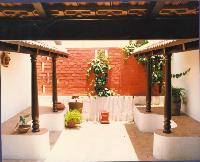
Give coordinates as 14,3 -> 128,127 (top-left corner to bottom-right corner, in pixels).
2,40 -> 69,56
133,39 -> 199,55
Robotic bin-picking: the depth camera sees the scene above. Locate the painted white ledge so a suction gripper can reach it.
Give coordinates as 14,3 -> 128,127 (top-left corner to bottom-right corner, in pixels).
39,110 -> 66,131
153,133 -> 200,160
2,130 -> 50,160
134,107 -> 177,132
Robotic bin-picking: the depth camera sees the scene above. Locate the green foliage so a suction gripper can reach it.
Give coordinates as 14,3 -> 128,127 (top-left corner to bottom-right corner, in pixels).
87,49 -> 115,97
172,87 -> 187,104
151,55 -> 165,85
171,68 -> 191,79
64,109 -> 82,123
122,40 -> 149,60
19,114 -> 30,125
137,55 -> 165,85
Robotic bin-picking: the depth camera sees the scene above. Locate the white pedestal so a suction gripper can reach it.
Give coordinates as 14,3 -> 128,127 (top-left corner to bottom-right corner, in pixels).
133,107 -> 177,132
2,130 -> 50,160
153,133 -> 200,160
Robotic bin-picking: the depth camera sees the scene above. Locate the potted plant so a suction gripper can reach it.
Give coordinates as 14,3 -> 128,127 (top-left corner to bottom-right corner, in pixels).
68,96 -> 83,113
15,114 -> 31,134
171,87 -> 186,116
64,109 -> 82,128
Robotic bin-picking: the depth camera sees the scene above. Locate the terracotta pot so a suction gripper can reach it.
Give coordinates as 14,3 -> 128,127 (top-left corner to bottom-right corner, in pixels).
66,120 -> 76,128
16,124 -> 31,134
100,112 -> 109,124
171,97 -> 181,116
68,102 -> 83,112
55,102 -> 65,110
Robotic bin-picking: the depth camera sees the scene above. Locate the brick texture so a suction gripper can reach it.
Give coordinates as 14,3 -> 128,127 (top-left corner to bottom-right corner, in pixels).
37,48 -> 158,96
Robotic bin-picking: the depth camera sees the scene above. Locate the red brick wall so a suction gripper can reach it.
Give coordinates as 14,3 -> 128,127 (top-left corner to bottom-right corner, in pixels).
37,48 -> 152,96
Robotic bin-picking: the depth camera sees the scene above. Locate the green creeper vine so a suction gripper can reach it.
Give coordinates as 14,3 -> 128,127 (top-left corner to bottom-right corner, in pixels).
122,41 -> 191,94
86,49 -> 115,97
122,40 -> 148,60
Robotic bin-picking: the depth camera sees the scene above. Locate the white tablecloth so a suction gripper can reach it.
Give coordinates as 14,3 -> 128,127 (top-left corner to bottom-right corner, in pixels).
80,96 -> 134,122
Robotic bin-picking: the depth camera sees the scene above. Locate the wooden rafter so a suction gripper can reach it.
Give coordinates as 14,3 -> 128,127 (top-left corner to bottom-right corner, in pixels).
151,1 -> 165,15
32,2 -> 46,17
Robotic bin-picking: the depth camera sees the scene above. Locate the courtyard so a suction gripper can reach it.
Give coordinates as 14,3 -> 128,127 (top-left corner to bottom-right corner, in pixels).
0,1 -> 200,162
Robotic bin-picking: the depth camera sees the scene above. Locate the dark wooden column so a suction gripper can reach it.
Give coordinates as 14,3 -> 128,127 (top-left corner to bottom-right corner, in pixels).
52,55 -> 58,112
30,54 -> 40,132
146,55 -> 152,112
163,53 -> 172,133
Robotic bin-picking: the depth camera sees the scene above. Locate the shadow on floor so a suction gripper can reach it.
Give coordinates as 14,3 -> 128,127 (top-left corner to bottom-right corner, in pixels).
124,122 -> 154,161
49,131 -> 62,150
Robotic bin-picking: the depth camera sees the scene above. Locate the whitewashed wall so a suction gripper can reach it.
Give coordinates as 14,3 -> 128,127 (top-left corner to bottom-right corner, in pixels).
1,52 -> 31,122
171,50 -> 200,122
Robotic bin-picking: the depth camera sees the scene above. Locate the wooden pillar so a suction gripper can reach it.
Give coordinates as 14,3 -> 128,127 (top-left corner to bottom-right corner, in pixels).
163,53 -> 172,133
52,55 -> 58,112
30,54 -> 40,132
146,55 -> 152,112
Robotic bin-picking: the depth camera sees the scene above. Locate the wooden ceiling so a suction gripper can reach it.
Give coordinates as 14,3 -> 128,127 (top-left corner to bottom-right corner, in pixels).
0,1 -> 198,19
0,1 -> 198,39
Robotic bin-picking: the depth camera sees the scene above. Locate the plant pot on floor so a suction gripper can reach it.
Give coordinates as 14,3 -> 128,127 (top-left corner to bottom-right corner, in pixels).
68,102 -> 83,112
66,120 -> 76,128
171,96 -> 181,116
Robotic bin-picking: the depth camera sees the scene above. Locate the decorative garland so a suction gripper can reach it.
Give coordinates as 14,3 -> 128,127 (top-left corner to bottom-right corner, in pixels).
87,49 -> 115,97
171,68 -> 191,79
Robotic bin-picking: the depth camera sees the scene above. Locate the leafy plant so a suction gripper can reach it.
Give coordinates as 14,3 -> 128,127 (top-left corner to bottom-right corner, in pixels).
19,114 -> 30,125
172,87 -> 186,104
87,49 -> 115,97
136,54 -> 165,94
122,40 -> 148,60
64,109 -> 82,123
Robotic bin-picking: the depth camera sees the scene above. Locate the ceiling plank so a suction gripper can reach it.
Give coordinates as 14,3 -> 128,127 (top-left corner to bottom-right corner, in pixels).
32,3 -> 46,17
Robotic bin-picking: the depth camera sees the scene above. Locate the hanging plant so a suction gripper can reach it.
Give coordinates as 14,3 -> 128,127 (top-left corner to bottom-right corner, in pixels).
87,49 -> 115,97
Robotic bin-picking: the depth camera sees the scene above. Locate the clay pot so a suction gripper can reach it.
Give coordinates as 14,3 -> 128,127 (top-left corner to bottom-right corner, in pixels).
171,96 -> 181,116
66,120 -> 76,128
55,102 -> 65,110
16,124 -> 31,134
68,102 -> 83,112
100,112 -> 109,124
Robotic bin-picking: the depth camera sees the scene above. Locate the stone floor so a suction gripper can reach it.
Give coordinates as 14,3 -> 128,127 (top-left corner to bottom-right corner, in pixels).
3,122 -> 147,162
125,123 -> 154,161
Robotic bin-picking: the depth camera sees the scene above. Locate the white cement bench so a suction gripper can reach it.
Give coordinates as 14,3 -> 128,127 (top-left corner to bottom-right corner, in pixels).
2,106 -> 66,160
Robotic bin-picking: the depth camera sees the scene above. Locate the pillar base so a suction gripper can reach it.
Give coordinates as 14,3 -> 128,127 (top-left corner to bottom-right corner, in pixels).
146,109 -> 151,113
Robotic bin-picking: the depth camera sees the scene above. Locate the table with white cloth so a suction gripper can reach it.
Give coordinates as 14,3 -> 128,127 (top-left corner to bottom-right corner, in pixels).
79,96 -> 134,122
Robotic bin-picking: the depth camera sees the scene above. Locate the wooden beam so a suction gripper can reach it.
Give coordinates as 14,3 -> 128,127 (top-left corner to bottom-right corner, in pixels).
0,17 -> 198,39
163,53 -> 172,134
32,3 -> 46,17
146,55 -> 152,112
52,55 -> 58,112
151,1 -> 165,15
0,41 -> 67,58
30,54 -> 40,132
135,40 -> 199,57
